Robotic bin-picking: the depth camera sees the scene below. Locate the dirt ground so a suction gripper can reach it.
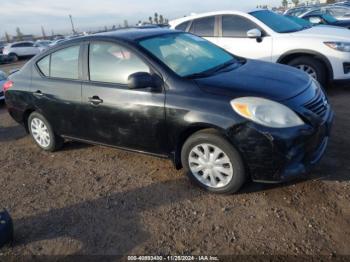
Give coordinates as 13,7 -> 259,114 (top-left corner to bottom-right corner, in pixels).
0,60 -> 349,258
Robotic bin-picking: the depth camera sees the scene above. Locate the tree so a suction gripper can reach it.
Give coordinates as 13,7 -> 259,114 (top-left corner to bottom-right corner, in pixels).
123,20 -> 129,28
159,15 -> 164,24
16,27 -> 23,41
282,0 -> 288,8
154,12 -> 159,24
5,32 -> 10,42
292,0 -> 299,6
41,26 -> 47,39
149,16 -> 153,24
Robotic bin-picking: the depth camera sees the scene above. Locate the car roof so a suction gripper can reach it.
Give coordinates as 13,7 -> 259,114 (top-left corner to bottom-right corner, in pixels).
169,9 -> 265,26
83,28 -> 178,42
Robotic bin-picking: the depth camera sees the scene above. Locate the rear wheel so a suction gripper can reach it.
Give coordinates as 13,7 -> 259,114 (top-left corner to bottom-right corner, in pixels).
8,53 -> 18,62
28,112 -> 63,152
287,56 -> 327,87
181,129 -> 246,194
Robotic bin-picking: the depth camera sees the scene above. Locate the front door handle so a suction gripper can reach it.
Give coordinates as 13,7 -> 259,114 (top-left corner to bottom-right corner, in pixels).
88,96 -> 103,106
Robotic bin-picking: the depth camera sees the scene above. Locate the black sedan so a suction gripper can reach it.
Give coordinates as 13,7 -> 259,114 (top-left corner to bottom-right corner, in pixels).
3,28 -> 334,194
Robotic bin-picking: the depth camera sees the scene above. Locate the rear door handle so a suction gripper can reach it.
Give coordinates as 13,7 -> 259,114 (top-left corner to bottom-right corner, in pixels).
33,90 -> 44,97
88,96 -> 103,106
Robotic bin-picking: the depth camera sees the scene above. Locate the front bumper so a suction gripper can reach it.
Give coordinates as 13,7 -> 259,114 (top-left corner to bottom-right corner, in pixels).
227,109 -> 334,183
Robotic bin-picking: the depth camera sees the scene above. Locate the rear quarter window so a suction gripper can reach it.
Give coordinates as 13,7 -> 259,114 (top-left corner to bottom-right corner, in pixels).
37,55 -> 50,76
175,21 -> 190,31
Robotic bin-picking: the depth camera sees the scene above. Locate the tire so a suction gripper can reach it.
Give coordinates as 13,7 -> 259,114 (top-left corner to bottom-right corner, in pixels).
287,56 -> 327,88
181,129 -> 246,194
8,53 -> 18,62
28,112 -> 63,152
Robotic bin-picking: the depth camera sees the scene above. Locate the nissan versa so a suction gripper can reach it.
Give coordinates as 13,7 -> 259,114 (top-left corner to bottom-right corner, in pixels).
4,28 -> 334,194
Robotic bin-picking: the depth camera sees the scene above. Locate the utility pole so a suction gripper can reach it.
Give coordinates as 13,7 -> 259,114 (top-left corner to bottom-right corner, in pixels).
69,14 -> 76,35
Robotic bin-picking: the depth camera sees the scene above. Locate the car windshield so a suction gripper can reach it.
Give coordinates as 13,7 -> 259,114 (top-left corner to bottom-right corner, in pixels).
251,10 -> 308,33
139,33 -> 237,78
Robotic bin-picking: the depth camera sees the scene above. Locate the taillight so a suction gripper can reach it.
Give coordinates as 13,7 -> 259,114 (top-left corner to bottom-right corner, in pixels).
3,80 -> 13,92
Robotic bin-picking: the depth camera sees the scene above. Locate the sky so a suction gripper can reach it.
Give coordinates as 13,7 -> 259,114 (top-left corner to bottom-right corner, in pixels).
0,0 -> 282,36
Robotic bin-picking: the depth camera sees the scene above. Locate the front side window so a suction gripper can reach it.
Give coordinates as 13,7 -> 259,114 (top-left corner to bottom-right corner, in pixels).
189,16 -> 215,37
251,10 -> 304,33
139,33 -> 235,77
51,46 -> 80,79
222,15 -> 259,37
89,42 -> 150,84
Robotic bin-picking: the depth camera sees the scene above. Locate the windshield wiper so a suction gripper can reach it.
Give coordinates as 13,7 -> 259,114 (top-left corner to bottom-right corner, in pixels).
184,59 -> 238,79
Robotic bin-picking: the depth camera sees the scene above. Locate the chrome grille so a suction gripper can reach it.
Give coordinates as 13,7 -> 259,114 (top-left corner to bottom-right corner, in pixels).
304,89 -> 328,118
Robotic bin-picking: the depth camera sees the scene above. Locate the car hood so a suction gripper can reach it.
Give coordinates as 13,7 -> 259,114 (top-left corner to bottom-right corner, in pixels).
195,60 -> 311,102
290,25 -> 350,39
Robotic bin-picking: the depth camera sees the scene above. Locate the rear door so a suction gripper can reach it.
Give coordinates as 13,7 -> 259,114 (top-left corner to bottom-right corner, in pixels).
215,15 -> 273,61
32,44 -> 83,137
188,16 -> 218,44
80,41 -> 166,154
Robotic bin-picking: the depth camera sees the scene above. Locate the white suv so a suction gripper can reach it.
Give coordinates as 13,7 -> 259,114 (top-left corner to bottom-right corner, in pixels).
2,41 -> 40,61
170,9 -> 350,86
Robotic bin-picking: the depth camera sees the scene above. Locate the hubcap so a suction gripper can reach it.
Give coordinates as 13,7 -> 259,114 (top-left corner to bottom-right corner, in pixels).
188,144 -> 233,189
296,64 -> 317,80
30,118 -> 51,148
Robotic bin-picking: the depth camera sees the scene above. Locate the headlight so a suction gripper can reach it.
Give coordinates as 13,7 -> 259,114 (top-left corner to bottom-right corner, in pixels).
324,42 -> 350,52
231,97 -> 304,128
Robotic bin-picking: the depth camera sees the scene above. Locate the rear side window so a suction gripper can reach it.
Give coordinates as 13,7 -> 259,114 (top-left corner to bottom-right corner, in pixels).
222,15 -> 259,37
89,42 -> 150,84
51,46 -> 80,79
37,55 -> 50,76
36,45 -> 80,79
189,16 -> 215,37
175,21 -> 190,31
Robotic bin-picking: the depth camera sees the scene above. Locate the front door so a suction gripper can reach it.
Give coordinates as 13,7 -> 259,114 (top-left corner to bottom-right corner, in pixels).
213,15 -> 273,62
80,41 -> 166,155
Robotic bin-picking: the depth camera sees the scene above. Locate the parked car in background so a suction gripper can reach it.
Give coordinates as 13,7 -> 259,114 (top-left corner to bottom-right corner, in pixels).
0,71 -> 7,101
170,9 -> 350,86
48,39 -> 66,47
298,12 -> 350,28
285,15 -> 314,27
0,54 -> 15,64
4,29 -> 334,194
288,5 -> 350,21
0,43 -> 6,54
2,41 -> 40,61
34,40 -> 52,52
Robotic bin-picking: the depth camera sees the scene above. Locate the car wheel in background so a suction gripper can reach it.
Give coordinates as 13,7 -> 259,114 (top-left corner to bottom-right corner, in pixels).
28,112 -> 63,152
287,56 -> 327,87
8,53 -> 18,62
181,129 -> 246,194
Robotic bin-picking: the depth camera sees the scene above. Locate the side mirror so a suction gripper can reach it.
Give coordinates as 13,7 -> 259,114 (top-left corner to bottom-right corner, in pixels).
309,17 -> 322,24
247,28 -> 262,38
128,72 -> 160,90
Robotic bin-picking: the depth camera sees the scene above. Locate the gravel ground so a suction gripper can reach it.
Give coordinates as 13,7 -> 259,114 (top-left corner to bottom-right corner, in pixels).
0,60 -> 349,257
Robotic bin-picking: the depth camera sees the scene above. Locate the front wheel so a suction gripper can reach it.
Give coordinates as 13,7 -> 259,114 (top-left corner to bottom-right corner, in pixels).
28,112 -> 63,152
181,129 -> 246,194
287,56 -> 327,87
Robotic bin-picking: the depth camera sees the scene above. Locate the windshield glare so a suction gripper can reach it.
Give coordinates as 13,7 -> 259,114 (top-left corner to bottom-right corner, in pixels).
139,33 -> 235,77
251,10 -> 305,33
